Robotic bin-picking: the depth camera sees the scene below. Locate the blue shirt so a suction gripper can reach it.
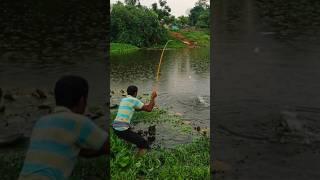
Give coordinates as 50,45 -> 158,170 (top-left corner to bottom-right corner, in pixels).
19,106 -> 107,180
112,95 -> 144,131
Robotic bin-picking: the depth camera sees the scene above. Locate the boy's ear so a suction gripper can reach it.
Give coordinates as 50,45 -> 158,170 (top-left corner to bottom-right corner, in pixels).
83,96 -> 88,104
79,96 -> 87,106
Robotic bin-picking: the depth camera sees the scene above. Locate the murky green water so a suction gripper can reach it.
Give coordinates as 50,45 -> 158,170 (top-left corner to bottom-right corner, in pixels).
0,51 -> 108,141
213,0 -> 320,179
0,51 -> 107,105
111,48 -> 210,128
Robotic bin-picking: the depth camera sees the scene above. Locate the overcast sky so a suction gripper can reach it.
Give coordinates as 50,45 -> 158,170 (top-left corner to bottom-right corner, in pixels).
110,0 -> 210,17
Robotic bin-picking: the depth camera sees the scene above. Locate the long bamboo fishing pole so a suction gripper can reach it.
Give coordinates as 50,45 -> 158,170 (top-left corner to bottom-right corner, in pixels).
153,40 -> 173,91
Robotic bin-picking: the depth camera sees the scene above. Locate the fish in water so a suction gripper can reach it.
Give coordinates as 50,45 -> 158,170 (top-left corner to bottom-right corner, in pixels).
197,96 -> 210,107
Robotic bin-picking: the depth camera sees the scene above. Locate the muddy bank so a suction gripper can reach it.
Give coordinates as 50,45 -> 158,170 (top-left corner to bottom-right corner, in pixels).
110,106 -> 209,149
213,0 -> 320,179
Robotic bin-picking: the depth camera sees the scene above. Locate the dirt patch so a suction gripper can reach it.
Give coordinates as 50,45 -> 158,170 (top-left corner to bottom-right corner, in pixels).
170,32 -> 198,48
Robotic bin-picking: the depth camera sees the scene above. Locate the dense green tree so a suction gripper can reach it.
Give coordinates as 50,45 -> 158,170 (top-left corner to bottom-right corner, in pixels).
124,0 -> 138,6
188,0 -> 210,28
189,6 -> 204,26
176,16 -> 189,27
196,9 -> 210,28
111,2 -> 168,47
151,0 -> 172,24
195,0 -> 210,8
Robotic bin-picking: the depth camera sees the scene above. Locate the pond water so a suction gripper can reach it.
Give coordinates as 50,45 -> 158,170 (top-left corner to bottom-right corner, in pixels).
0,51 -> 108,143
0,47 -> 210,147
0,51 -> 107,105
213,0 -> 320,179
111,47 -> 210,129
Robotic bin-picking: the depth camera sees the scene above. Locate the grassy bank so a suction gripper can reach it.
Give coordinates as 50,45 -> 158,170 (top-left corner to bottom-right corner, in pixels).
179,29 -> 210,47
150,29 -> 210,49
111,109 -> 210,179
111,132 -> 209,179
151,38 -> 187,49
0,151 -> 108,180
0,110 -> 209,179
111,43 -> 139,56
112,29 -> 210,51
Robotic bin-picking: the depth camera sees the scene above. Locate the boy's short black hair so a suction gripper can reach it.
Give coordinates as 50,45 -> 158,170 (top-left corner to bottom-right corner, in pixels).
54,75 -> 89,109
127,85 -> 138,96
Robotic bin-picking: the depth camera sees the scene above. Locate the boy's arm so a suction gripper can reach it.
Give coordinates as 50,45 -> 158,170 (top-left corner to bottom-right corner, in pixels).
77,118 -> 109,158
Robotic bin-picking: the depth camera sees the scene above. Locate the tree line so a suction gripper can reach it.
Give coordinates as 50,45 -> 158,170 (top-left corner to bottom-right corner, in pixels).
111,0 -> 210,47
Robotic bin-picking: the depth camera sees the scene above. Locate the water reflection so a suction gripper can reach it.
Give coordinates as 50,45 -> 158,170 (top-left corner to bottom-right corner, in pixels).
213,0 -> 320,179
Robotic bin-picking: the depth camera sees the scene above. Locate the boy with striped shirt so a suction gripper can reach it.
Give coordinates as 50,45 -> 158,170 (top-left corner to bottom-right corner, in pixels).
112,85 -> 157,155
19,75 -> 109,180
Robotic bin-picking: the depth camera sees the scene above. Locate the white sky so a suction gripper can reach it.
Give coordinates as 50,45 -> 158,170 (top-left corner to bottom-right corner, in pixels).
110,0 -> 210,17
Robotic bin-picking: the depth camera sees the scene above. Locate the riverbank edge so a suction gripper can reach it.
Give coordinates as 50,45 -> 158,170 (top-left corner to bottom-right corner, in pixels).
110,43 -> 140,56
111,29 -> 210,55
0,109 -> 209,179
110,109 -> 210,179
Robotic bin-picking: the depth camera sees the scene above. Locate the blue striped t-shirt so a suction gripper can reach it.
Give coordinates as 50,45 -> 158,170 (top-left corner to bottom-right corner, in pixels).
112,95 -> 144,131
19,106 -> 107,180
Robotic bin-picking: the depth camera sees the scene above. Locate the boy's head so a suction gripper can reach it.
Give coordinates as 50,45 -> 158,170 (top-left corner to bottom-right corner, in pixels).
127,85 -> 138,97
54,75 -> 89,114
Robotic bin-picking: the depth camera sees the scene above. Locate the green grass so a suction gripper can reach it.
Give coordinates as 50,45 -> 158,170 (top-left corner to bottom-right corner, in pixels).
111,43 -> 139,56
111,108 -> 193,133
0,151 -> 108,180
111,109 -> 210,179
151,38 -> 187,49
0,109 -> 209,179
112,29 -> 210,50
179,29 -> 210,47
151,29 -> 210,49
0,151 -> 24,180
111,131 -> 209,180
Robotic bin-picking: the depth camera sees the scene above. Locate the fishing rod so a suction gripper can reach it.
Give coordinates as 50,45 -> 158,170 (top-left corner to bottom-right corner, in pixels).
153,40 -> 173,91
